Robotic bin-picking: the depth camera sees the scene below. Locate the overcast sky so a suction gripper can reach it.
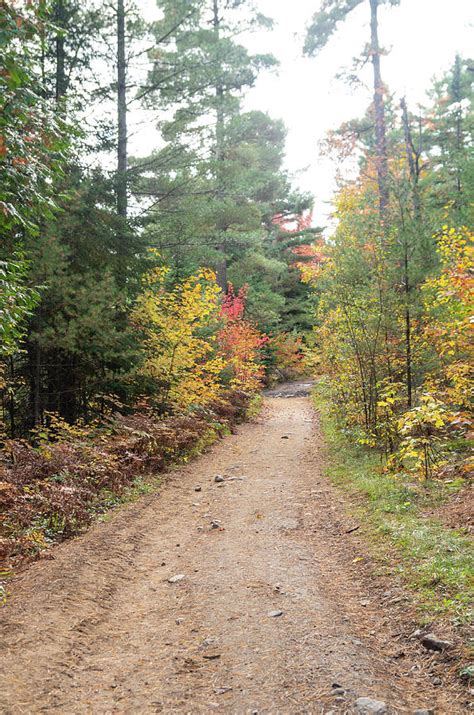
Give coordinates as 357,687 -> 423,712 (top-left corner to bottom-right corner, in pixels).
135,0 -> 473,229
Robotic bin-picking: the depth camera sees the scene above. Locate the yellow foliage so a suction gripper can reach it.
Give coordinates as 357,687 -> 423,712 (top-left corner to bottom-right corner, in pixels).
132,265 -> 225,411
421,226 -> 473,410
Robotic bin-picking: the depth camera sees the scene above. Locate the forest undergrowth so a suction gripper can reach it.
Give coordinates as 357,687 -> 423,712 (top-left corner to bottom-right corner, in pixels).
314,381 -> 473,628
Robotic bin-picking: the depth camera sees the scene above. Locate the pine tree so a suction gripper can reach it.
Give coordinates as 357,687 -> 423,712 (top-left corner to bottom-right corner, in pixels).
304,0 -> 401,217
135,0 -> 279,289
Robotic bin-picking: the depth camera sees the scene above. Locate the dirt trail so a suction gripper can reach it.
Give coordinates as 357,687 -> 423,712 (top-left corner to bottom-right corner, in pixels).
0,392 -> 460,713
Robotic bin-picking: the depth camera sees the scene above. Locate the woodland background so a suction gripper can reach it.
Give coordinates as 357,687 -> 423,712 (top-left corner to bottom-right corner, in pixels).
0,1 -> 472,592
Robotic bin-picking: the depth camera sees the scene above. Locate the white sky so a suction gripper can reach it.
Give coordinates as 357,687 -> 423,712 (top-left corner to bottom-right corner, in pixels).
134,0 -> 474,229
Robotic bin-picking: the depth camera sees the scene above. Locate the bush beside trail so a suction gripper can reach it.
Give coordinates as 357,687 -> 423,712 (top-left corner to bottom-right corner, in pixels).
0,390 -> 254,570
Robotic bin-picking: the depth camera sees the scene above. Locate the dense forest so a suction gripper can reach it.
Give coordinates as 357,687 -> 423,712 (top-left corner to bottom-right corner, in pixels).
0,0 -> 472,572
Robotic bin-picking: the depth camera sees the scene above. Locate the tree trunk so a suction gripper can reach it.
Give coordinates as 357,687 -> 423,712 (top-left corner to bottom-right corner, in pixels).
451,55 -> 463,202
8,355 -> 16,439
399,97 -> 421,409
400,97 -> 421,222
404,249 -> 412,408
213,0 -> 227,292
369,0 -> 389,217
117,0 -> 128,220
33,344 -> 41,427
54,0 -> 67,102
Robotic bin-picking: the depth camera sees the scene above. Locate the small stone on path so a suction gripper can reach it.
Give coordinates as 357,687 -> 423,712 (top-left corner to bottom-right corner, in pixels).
194,485 -> 202,492
214,475 -> 225,483
167,574 -> 185,584
268,610 -> 283,617
420,633 -> 452,651
355,697 -> 387,714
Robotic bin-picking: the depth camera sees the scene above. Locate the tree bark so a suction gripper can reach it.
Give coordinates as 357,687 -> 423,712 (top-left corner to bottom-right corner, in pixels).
8,355 -> 16,439
404,249 -> 412,408
400,97 -> 421,223
54,0 -> 67,102
34,344 -> 41,427
451,55 -> 463,202
369,0 -> 389,217
117,0 -> 128,220
213,0 -> 227,292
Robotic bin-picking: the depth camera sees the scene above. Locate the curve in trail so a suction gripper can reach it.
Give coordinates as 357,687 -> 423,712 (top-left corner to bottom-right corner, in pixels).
0,393 -> 456,713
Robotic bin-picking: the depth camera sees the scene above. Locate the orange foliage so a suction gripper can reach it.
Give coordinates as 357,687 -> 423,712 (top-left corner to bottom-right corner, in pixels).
218,284 -> 268,391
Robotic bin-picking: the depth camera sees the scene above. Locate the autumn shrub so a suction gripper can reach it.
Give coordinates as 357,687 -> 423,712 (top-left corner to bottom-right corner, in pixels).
218,283 -> 267,391
394,394 -> 449,480
0,390 -> 253,568
301,215 -> 473,481
1,259 -> 266,568
390,226 -> 473,480
420,226 -> 472,411
131,264 -> 224,413
131,263 -> 267,412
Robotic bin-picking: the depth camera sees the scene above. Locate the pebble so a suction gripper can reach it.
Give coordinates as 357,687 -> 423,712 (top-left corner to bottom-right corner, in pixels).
355,697 -> 388,714
268,610 -> 283,617
202,637 -> 217,647
420,633 -> 452,652
413,710 -> 435,715
167,574 -> 185,583
214,687 -> 232,695
210,520 -> 221,529
194,485 -> 202,492
214,475 -> 225,483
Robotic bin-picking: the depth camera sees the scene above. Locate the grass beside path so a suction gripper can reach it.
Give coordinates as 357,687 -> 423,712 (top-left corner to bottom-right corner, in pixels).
312,383 -> 473,625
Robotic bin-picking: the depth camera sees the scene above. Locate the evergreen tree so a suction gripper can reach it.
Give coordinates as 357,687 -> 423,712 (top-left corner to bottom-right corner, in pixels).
135,0 -> 279,288
304,0 -> 401,217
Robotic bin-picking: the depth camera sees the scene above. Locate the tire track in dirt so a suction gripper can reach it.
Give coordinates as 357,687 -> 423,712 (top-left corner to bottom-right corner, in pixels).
0,395 -> 461,713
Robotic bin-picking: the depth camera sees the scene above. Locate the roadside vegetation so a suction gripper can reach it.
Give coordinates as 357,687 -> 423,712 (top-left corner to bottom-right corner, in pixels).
297,1 -> 473,658
314,381 -> 473,624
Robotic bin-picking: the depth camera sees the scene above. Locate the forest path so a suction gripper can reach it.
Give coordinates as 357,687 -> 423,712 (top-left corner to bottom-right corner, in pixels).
1,389 -> 456,713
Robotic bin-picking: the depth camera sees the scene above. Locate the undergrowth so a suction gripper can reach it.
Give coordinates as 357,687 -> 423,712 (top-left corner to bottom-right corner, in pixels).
313,381 -> 473,624
0,390 -> 261,585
